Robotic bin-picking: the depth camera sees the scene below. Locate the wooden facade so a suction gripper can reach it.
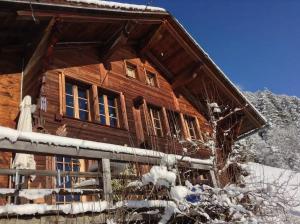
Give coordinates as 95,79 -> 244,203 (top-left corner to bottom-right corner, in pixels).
0,0 -> 266,211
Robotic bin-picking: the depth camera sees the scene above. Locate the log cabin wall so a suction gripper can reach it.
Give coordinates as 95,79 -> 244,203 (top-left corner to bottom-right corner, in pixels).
39,44 -> 213,161
0,52 -> 21,203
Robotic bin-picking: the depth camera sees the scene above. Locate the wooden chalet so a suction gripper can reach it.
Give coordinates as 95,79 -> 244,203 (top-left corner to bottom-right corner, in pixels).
0,0 -> 266,222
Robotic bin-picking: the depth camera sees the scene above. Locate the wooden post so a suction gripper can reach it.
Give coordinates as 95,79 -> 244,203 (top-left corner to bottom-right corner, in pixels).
194,116 -> 204,141
179,113 -> 188,139
210,170 -> 218,187
101,159 -> 112,204
162,107 -> 171,137
59,72 -> 66,115
132,106 -> 145,146
92,85 -> 100,121
120,92 -> 129,130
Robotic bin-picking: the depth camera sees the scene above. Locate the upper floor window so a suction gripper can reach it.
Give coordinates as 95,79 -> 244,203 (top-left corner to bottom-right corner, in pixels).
126,63 -> 137,79
185,115 -> 197,140
146,71 -> 157,87
65,81 -> 90,121
167,110 -> 182,139
98,90 -> 119,127
56,156 -> 80,203
148,105 -> 163,137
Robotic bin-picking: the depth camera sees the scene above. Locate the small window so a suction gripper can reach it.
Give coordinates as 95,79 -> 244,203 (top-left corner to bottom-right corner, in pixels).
126,63 -> 137,79
65,80 -> 90,121
98,90 -> 119,127
167,110 -> 182,139
148,105 -> 163,137
185,115 -> 197,140
56,156 -> 80,203
146,71 -> 157,87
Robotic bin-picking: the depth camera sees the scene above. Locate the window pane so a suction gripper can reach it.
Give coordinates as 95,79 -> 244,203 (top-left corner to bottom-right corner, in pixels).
109,106 -> 116,118
99,104 -> 105,115
66,95 -> 74,107
73,195 -> 80,201
73,165 -> 79,172
156,128 -> 163,137
57,195 -> 64,202
78,88 -> 87,98
79,98 -> 88,110
99,94 -> 104,104
146,72 -> 156,86
107,96 -> 115,107
79,110 -> 88,120
66,83 -> 73,95
65,194 -> 72,201
126,65 -> 136,78
56,163 -> 63,171
100,115 -> 106,125
110,117 -> 117,127
66,106 -> 74,117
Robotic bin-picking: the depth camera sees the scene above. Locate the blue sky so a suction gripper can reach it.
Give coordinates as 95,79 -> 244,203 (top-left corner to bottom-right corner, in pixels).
119,0 -> 300,97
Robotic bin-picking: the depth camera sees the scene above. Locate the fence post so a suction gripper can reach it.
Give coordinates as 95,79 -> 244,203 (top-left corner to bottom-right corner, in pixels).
102,159 -> 112,204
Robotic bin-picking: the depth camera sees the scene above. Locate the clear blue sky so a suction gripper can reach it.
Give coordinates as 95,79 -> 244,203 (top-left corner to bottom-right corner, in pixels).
119,0 -> 300,97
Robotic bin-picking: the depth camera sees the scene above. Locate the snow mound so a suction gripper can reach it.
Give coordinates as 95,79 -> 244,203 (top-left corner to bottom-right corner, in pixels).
142,166 -> 176,187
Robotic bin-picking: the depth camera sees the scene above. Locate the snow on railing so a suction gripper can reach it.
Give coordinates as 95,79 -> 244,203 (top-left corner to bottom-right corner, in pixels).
0,126 -> 213,166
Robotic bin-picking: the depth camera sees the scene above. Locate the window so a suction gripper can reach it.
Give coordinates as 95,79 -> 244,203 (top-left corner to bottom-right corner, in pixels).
98,90 -> 119,127
167,111 -> 182,139
146,71 -> 157,87
126,63 -> 137,79
148,105 -> 163,137
56,156 -> 80,203
185,116 -> 197,140
65,80 -> 90,121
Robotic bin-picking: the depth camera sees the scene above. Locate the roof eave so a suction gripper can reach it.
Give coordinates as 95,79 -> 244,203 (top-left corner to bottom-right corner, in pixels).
169,14 -> 267,129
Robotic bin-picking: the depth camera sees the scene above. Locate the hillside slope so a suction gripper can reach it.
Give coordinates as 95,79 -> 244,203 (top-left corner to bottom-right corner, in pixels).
236,90 -> 300,171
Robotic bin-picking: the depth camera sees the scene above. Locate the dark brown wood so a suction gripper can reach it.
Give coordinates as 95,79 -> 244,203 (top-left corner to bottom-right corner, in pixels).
100,21 -> 137,62
171,63 -> 203,90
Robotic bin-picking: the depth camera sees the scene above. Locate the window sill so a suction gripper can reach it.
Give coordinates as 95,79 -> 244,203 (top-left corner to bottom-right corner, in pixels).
62,116 -> 127,131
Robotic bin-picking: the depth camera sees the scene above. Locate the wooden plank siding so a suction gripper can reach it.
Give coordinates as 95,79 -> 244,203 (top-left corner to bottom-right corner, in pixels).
0,43 -> 214,195
39,45 -> 212,158
0,55 -> 21,204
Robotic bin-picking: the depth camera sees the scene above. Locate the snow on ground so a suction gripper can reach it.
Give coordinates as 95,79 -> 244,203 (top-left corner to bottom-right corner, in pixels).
66,0 -> 166,12
245,162 -> 300,217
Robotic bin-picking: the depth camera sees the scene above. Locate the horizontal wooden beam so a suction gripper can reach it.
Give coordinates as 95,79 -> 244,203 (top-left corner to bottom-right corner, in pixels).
145,51 -> 173,80
17,10 -> 163,24
0,168 -> 138,180
0,168 -> 100,178
23,17 -> 56,79
0,139 -> 159,165
140,22 -> 164,54
203,66 -> 262,128
0,139 -> 212,170
100,20 -> 137,61
171,63 -> 203,90
164,21 -> 201,62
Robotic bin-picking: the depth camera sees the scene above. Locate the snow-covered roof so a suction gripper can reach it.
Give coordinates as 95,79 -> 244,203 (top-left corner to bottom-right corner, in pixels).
66,0 -> 166,13
0,126 -> 213,167
172,17 -> 267,127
